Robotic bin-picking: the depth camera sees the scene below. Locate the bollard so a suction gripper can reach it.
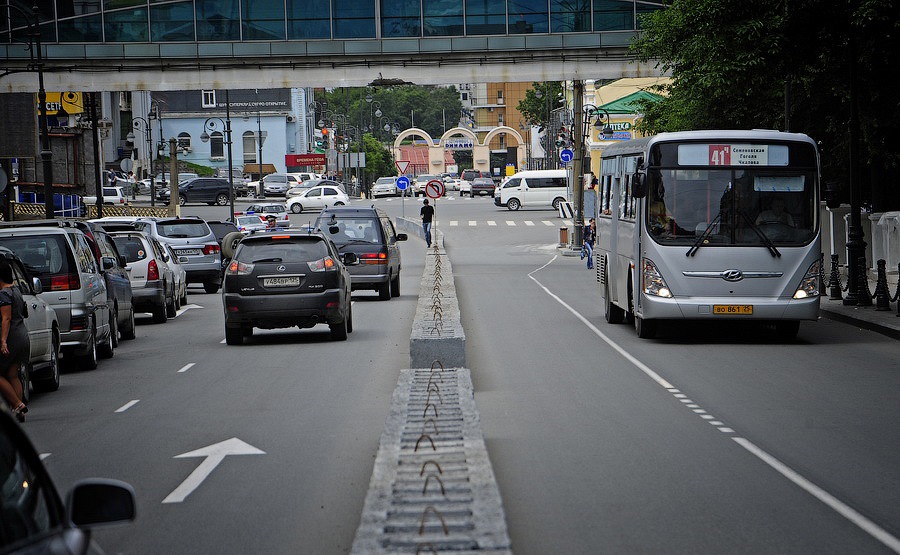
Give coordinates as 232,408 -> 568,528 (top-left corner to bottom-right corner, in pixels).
827,254 -> 843,300
559,226 -> 568,247
855,257 -> 873,307
872,259 -> 892,311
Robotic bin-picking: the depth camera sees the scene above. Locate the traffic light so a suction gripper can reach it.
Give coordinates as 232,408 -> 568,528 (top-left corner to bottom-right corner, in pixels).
555,126 -> 570,148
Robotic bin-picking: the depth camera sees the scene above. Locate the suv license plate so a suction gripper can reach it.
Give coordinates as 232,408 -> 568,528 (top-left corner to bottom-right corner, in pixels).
177,248 -> 202,256
713,304 -> 753,315
263,277 -> 300,287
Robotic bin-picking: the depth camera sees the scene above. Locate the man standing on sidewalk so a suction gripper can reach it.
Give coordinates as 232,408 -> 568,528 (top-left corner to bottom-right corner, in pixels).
420,198 -> 434,248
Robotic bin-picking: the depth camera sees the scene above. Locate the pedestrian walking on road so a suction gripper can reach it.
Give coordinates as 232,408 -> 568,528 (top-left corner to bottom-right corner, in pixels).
420,198 -> 435,248
581,218 -> 596,269
0,259 -> 29,422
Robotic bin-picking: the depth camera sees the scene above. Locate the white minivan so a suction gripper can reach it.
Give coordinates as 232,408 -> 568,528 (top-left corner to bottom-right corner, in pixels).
494,169 -> 568,211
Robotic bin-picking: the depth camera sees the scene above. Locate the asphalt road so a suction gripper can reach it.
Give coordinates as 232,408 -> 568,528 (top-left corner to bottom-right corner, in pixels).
21,193 -> 900,554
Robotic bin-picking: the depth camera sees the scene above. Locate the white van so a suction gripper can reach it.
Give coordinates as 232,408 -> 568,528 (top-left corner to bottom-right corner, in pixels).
494,169 -> 568,211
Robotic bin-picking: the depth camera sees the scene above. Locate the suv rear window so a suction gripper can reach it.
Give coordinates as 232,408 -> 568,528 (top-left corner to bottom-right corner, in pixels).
111,236 -> 148,263
154,221 -> 212,238
316,217 -> 382,245
236,237 -> 328,261
0,235 -> 75,289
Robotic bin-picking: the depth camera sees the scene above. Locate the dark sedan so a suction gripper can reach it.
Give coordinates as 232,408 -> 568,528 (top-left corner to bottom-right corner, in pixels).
470,177 -> 496,196
222,232 -> 358,344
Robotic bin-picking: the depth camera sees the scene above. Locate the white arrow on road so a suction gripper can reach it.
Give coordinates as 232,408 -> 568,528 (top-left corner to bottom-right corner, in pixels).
162,438 -> 265,504
175,303 -> 203,316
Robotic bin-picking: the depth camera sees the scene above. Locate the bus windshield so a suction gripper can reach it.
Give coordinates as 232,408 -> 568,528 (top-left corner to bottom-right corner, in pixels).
647,168 -> 816,247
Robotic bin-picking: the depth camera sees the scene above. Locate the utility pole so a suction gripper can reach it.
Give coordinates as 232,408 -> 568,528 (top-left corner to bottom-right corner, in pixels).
168,138 -> 179,217
571,80 -> 585,248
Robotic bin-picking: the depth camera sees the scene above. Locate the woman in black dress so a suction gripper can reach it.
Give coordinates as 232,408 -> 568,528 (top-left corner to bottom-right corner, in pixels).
0,258 -> 29,422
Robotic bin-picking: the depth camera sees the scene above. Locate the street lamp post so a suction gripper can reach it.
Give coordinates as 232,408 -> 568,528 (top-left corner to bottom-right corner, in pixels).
200,90 -> 235,219
131,115 -> 153,204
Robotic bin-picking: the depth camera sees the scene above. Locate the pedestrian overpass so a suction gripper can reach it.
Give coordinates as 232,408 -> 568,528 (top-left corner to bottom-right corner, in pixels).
1,1 -> 665,91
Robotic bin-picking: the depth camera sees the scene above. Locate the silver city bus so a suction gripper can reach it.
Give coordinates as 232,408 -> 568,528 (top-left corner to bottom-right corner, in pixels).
595,130 -> 821,339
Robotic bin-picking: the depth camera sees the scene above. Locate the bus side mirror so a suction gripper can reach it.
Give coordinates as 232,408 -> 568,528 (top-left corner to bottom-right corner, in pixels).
632,172 -> 647,198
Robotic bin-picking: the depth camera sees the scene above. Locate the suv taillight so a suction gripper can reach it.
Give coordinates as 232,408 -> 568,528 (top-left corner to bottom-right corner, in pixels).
307,256 -> 336,272
225,261 -> 254,275
50,273 -> 81,291
148,259 -> 160,281
203,244 -> 220,255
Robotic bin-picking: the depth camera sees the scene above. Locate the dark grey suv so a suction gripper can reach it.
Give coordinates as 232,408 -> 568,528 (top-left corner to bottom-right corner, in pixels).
314,207 -> 407,300
222,232 -> 358,344
158,177 -> 233,206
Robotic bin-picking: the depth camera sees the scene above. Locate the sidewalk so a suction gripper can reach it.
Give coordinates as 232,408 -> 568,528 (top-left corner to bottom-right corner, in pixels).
559,244 -> 900,340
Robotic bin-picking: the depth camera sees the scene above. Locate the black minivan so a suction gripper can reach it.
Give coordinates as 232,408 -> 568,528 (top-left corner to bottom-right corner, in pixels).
163,177 -> 233,206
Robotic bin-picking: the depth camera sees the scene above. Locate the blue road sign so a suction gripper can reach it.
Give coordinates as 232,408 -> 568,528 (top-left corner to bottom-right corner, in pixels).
396,176 -> 410,190
559,148 -> 574,163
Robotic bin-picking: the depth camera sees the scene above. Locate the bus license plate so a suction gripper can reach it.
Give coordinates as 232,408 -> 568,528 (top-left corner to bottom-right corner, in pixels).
263,276 -> 300,287
713,305 -> 753,315
177,248 -> 202,256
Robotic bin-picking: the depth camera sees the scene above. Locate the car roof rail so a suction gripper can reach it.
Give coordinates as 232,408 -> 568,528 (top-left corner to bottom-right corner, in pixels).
0,219 -> 78,229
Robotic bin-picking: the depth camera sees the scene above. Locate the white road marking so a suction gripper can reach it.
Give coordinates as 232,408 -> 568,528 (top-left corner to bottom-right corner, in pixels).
542,220 -> 555,226
563,219 -> 574,226
115,400 -> 140,413
735,437 -> 900,552
524,221 -> 535,226
487,221 -> 497,226
162,438 -> 265,504
40,453 -> 51,461
469,220 -> 477,226
449,221 -> 458,226
531,259 -> 900,553
178,363 -> 196,373
506,220 -> 516,226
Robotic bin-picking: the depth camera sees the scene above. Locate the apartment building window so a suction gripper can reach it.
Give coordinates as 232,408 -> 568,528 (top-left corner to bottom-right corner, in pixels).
461,92 -> 468,101
497,90 -> 504,104
498,113 -> 504,126
202,90 -> 216,108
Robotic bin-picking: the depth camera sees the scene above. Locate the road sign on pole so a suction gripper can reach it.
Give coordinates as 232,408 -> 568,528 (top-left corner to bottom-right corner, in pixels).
425,179 -> 445,199
396,176 -> 410,191
559,148 -> 574,164
396,160 -> 410,174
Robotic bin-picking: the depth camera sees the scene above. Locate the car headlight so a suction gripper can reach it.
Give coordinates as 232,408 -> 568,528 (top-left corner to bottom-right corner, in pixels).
793,259 -> 821,299
641,258 -> 673,298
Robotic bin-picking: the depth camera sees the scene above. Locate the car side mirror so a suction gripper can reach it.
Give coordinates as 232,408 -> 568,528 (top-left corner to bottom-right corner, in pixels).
101,256 -> 117,271
396,233 -> 408,241
67,479 -> 136,527
342,252 -> 359,266
632,172 -> 647,198
32,277 -> 43,294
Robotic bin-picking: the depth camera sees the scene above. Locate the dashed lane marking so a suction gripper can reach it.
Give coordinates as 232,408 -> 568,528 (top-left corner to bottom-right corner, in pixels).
115,400 -> 140,413
178,363 -> 196,373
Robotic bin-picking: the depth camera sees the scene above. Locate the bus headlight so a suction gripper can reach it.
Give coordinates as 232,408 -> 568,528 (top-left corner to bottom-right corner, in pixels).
793,259 -> 821,299
641,258 -> 673,298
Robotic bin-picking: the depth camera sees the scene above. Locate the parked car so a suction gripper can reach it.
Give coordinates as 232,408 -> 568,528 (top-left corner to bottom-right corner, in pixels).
371,177 -> 399,198
286,183 -> 314,197
154,172 -> 199,187
0,409 -> 136,552
288,172 -> 320,182
130,217 -> 222,293
413,174 -> 440,197
244,204 -> 290,226
285,184 -> 350,213
74,221 -> 137,344
155,177 -> 233,206
222,231 -> 358,344
162,242 -> 188,308
83,186 -> 128,206
214,167 -> 249,197
0,247 -> 60,398
314,207 -> 407,300
459,169 -> 491,197
0,220 -> 115,369
234,215 -> 267,234
110,231 -> 176,323
468,177 -> 496,197
247,173 -> 303,197
443,176 -> 462,191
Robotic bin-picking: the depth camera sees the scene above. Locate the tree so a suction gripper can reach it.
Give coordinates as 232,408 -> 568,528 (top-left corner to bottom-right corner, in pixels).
355,132 -> 394,181
517,82 -> 563,127
631,0 -> 900,209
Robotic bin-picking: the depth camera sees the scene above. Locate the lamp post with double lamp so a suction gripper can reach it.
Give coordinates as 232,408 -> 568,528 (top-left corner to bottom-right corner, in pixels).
3,3 -> 54,218
200,104 -> 235,219
572,93 -> 614,247
130,115 -> 153,198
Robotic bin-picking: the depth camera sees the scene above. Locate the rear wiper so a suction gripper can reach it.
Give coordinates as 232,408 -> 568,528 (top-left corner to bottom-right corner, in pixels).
737,211 -> 781,257
686,212 -> 722,257
251,257 -> 283,263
